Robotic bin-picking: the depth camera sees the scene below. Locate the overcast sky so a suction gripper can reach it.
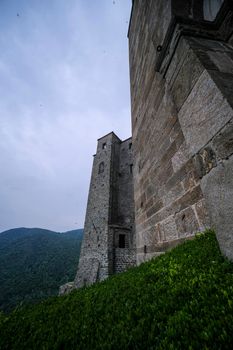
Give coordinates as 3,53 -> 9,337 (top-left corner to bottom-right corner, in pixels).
0,0 -> 132,233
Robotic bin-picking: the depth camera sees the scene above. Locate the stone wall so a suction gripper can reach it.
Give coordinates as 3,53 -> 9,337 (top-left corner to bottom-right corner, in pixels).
128,0 -> 233,262
114,248 -> 136,274
74,132 -> 120,287
61,0 -> 233,294
73,133 -> 136,289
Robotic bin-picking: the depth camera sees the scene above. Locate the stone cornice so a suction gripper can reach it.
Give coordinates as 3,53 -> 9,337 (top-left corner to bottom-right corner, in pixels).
156,0 -> 233,75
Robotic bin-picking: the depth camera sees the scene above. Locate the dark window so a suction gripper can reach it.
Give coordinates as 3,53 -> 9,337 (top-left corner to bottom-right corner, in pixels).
144,245 -> 147,254
129,142 -> 132,149
130,164 -> 133,174
119,234 -> 126,248
102,143 -> 107,149
99,162 -> 104,174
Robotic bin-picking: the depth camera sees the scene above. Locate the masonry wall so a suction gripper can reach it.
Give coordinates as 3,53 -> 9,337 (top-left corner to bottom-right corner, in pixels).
117,139 -> 134,226
74,133 -> 121,287
129,0 -> 233,263
74,133 -> 136,288
113,138 -> 136,272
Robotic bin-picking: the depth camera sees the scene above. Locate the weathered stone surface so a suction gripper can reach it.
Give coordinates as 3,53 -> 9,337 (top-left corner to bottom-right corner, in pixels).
201,156 -> 233,260
128,0 -> 233,263
59,282 -> 75,296
169,43 -> 204,112
178,69 -> 233,156
193,199 -> 211,230
207,51 -> 233,75
160,215 -> 179,241
75,258 -> 100,288
73,133 -> 136,289
212,118 -> 233,160
175,207 -> 199,238
171,142 -> 190,173
114,248 -> 136,273
193,147 -> 217,179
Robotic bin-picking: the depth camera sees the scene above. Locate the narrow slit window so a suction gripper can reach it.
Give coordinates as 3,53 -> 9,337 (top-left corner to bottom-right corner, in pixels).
130,164 -> 133,174
99,162 -> 104,174
129,142 -> 132,149
119,234 -> 126,248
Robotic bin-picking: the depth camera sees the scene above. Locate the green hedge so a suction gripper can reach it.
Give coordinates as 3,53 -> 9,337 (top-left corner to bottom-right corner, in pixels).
1,230 -> 233,349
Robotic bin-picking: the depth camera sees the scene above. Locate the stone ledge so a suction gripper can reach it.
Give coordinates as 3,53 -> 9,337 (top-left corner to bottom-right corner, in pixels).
137,235 -> 195,254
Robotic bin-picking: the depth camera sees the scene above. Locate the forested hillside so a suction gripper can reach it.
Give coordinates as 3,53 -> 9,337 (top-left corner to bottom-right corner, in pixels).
0,228 -> 83,312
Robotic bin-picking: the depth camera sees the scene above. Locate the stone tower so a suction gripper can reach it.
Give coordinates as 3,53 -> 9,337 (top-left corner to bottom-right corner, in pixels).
128,0 -> 233,263
73,132 -> 136,288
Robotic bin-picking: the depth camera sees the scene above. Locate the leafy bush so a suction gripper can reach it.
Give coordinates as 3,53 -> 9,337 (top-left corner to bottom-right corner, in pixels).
0,230 -> 233,349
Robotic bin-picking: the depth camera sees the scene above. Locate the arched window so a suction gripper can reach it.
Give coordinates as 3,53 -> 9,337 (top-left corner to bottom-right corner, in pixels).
98,161 -> 104,174
203,0 -> 224,21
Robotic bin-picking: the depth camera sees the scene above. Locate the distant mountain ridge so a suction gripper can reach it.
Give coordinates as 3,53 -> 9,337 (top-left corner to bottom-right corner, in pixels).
0,226 -> 83,239
0,227 -> 83,312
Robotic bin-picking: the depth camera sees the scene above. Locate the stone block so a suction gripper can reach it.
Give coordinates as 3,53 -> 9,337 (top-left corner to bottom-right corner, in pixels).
212,118 -> 233,160
59,282 -> 75,296
178,70 -> 233,155
160,215 -> 178,242
175,207 -> 199,238
201,156 -> 233,260
207,51 -> 233,75
193,199 -> 210,230
172,142 -> 190,173
209,71 -> 233,110
170,46 -> 204,111
193,147 -> 217,179
170,185 -> 203,216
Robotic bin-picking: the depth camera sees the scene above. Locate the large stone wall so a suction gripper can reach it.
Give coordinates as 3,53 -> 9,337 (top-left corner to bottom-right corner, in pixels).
61,0 -> 233,295
128,0 -> 233,263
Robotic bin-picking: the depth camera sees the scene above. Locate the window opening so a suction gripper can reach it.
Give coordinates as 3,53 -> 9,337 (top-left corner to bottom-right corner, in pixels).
119,234 -> 126,248
99,162 -> 104,174
102,143 -> 107,149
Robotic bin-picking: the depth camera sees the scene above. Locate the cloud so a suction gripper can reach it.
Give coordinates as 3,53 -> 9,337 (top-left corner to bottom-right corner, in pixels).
0,0 -> 132,232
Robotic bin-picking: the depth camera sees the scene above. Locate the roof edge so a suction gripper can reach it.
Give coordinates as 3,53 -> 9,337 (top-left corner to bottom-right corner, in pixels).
97,131 -> 122,142
127,0 -> 135,38
121,136 -> 132,143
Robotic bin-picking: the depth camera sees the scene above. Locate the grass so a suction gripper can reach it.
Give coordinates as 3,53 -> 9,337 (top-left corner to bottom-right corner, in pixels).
0,230 -> 233,349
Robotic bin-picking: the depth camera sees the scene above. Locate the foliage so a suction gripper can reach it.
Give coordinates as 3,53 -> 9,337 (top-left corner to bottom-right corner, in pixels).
0,228 -> 83,312
1,230 -> 233,349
